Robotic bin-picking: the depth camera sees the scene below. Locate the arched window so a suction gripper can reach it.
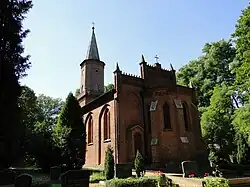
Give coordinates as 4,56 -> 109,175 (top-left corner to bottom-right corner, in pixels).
182,101 -> 189,130
88,116 -> 93,143
104,108 -> 110,140
163,103 -> 171,129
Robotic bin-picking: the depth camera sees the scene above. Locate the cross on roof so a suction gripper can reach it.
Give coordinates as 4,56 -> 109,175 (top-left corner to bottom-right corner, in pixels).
155,55 -> 159,63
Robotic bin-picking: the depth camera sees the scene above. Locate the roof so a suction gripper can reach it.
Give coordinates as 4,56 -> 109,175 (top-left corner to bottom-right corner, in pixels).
85,26 -> 100,60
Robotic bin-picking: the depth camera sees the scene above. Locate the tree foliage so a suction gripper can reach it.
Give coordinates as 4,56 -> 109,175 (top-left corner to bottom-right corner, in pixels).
17,86 -> 65,170
201,85 -> 235,163
134,150 -> 145,177
104,145 -> 114,180
232,6 -> 250,102
0,0 -> 33,168
55,92 -> 86,169
75,88 -> 80,97
177,40 -> 236,108
104,83 -> 114,92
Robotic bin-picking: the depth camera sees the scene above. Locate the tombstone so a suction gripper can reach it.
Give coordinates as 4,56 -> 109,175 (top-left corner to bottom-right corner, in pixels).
50,166 -> 62,180
60,170 -> 90,187
114,164 -> 132,178
181,161 -> 198,178
15,173 -> 32,187
0,171 -> 16,185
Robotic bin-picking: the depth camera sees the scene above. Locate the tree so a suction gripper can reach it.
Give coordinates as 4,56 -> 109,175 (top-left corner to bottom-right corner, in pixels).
104,145 -> 114,180
75,88 -> 80,97
177,40 -> 236,108
232,5 -> 250,103
36,94 -> 64,130
18,86 -> 39,163
0,0 -> 33,168
234,131 -> 248,164
134,150 -> 145,177
55,92 -> 86,169
17,87 -> 65,169
28,121 -> 62,172
19,86 -> 38,131
104,84 -> 114,92
201,85 -> 235,164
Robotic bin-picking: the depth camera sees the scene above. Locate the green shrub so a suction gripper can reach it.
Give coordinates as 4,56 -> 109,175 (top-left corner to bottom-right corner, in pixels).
205,177 -> 229,187
158,174 -> 167,187
105,177 -> 157,187
90,172 -> 105,183
104,145 -> 114,180
134,150 -> 145,177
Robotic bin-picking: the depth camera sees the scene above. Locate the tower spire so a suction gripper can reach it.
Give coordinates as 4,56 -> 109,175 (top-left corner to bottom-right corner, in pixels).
86,23 -> 100,60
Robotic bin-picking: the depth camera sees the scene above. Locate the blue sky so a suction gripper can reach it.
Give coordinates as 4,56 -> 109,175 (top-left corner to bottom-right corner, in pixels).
22,0 -> 249,99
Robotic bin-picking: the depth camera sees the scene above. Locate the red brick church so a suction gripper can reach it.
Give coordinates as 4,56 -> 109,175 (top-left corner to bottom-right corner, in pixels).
77,26 -> 207,169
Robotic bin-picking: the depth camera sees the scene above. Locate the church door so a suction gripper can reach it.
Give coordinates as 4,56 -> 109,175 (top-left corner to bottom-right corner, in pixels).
134,132 -> 142,156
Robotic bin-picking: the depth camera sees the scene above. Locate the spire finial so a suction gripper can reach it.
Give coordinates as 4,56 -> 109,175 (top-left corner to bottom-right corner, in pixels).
92,22 -> 95,30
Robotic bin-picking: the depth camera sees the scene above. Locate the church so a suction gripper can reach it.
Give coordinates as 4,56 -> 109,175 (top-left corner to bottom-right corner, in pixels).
77,26 -> 207,169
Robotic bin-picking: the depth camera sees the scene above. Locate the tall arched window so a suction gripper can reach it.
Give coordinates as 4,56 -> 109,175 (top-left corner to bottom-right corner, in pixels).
88,116 -> 93,144
163,103 -> 171,129
182,101 -> 189,130
104,108 -> 110,140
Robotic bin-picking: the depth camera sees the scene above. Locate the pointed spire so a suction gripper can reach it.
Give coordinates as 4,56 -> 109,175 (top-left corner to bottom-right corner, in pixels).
170,63 -> 175,71
140,54 -> 147,65
86,24 -> 100,60
141,55 -> 146,63
114,62 -> 121,73
115,62 -> 120,71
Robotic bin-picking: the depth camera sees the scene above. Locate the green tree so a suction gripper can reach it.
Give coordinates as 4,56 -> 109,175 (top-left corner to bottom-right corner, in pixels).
75,88 -> 80,97
18,88 -> 65,169
36,94 -> 64,129
19,86 -> 39,131
0,0 -> 33,168
134,150 -> 145,177
18,86 -> 39,163
104,145 -> 114,180
201,85 -> 235,163
177,40 -> 236,108
104,83 -> 114,92
232,5 -> 250,103
28,121 -> 62,171
55,92 -> 86,169
234,131 -> 248,164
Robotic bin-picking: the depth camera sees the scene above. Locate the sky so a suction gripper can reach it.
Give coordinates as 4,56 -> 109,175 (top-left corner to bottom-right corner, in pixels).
22,0 -> 249,100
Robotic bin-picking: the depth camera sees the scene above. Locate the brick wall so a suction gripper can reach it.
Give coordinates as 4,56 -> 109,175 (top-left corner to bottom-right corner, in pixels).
84,100 -> 116,167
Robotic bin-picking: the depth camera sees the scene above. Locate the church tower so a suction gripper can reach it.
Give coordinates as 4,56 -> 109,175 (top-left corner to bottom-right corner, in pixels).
79,25 -> 105,106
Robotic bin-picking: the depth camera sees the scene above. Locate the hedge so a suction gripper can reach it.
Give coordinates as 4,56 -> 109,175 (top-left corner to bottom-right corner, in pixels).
90,172 -> 105,183
105,177 -> 157,187
204,177 -> 229,187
